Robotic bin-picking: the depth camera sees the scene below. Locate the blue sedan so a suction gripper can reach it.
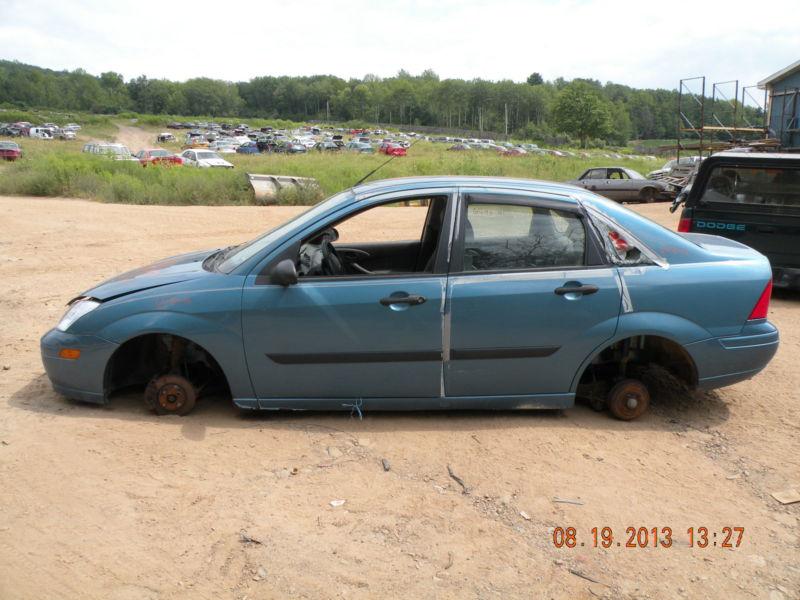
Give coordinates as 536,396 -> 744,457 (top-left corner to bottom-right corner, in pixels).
41,177 -> 778,420
236,141 -> 260,154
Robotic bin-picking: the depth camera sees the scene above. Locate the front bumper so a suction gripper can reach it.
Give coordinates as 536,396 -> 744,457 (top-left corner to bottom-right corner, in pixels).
40,328 -> 119,404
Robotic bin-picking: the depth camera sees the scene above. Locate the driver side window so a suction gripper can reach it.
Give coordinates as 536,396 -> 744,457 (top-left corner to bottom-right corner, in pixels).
297,196 -> 449,278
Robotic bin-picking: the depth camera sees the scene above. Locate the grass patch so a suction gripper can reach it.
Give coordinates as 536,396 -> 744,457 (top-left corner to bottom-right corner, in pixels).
0,151 -> 253,205
0,137 -> 659,205
226,142 -> 659,196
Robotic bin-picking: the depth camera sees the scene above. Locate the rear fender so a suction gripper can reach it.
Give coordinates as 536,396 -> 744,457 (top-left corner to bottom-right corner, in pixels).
569,311 -> 708,392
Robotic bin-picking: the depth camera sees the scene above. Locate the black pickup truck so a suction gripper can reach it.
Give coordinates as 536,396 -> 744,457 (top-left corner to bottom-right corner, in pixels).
672,152 -> 800,288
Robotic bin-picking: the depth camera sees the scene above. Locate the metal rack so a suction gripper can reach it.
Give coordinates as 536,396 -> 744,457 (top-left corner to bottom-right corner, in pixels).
676,76 -> 769,159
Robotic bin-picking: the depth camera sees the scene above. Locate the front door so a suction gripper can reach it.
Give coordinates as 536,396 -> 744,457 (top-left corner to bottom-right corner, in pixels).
445,191 -> 621,403
241,193 -> 453,406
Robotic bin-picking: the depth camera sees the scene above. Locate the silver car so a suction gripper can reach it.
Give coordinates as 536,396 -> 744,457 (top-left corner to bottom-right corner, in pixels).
567,167 -> 673,203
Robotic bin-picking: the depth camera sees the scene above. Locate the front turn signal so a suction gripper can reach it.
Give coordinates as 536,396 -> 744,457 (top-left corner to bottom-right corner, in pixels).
58,348 -> 81,360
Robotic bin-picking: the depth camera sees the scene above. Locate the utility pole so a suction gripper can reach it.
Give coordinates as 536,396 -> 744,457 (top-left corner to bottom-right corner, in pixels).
504,103 -> 508,136
479,106 -> 483,132
326,99 -> 330,122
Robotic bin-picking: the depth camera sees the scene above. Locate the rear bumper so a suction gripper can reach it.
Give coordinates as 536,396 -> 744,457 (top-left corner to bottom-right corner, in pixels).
686,321 -> 779,390
772,266 -> 800,289
40,329 -> 118,404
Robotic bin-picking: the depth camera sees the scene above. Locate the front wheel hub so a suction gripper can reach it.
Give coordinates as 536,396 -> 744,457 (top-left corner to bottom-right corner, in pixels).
144,374 -> 197,416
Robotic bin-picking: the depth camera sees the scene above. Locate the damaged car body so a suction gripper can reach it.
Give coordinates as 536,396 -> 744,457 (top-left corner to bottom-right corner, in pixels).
41,176 -> 778,420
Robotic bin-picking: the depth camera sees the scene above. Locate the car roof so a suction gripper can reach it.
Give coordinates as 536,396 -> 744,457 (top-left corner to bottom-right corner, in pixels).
351,176 -> 583,202
711,152 -> 800,161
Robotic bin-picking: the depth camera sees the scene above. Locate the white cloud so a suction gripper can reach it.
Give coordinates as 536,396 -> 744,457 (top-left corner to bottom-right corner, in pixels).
0,0 -> 797,90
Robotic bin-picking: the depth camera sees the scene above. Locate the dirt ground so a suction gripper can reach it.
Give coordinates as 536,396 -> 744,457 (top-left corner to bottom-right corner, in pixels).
0,196 -> 798,600
115,124 -> 156,152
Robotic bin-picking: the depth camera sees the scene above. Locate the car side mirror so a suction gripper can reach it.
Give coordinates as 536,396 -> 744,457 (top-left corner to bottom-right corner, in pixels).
271,259 -> 298,286
669,191 -> 686,214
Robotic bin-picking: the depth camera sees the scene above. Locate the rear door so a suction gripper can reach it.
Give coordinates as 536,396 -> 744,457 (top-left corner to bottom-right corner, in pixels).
688,161 -> 800,271
445,190 -> 621,403
579,168 -> 607,193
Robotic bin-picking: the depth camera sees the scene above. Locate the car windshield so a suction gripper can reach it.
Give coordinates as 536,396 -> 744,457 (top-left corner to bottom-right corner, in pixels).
625,169 -> 645,179
196,151 -> 220,159
150,150 -> 170,157
0,142 -> 18,149
217,190 -> 352,273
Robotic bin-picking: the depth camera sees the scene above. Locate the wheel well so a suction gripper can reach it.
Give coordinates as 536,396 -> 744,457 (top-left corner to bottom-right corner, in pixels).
577,335 -> 698,395
104,333 -> 231,399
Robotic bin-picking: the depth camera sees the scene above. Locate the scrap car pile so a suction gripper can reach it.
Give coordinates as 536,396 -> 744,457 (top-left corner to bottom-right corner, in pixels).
163,121 -> 413,156
0,120 -> 80,140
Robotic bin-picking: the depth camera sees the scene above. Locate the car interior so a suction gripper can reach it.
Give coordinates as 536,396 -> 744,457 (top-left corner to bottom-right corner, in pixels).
296,196 -> 448,277
462,202 -> 586,271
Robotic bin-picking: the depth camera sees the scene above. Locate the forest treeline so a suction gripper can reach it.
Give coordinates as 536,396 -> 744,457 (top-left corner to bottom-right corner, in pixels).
0,60 -> 757,145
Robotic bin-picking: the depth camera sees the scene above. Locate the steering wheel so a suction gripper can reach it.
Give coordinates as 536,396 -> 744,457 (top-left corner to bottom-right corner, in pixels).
337,247 -> 372,274
320,237 -> 344,276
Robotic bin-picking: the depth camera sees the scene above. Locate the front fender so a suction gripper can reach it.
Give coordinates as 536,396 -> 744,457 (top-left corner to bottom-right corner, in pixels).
569,311 -> 709,392
98,311 -> 254,400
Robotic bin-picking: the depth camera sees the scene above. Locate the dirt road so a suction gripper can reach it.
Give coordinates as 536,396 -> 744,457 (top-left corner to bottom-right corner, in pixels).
115,124 -> 156,152
0,196 -> 798,599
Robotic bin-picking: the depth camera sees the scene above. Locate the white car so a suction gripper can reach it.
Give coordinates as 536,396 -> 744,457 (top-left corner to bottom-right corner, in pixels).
29,127 -> 54,140
209,140 -> 238,154
82,142 -> 138,161
295,137 -> 316,149
55,128 -> 76,140
180,149 -> 234,168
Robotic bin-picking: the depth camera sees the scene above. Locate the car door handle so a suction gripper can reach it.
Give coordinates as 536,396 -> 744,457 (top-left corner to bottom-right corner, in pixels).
554,284 -> 599,296
380,294 -> 426,306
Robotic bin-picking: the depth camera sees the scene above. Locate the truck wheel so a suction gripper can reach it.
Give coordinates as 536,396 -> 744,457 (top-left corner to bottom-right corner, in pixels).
144,374 -> 197,416
640,187 -> 657,203
607,379 -> 650,421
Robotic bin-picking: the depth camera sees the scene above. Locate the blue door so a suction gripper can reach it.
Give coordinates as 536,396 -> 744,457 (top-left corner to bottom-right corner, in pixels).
242,277 -> 445,406
241,192 -> 454,407
444,191 -> 621,405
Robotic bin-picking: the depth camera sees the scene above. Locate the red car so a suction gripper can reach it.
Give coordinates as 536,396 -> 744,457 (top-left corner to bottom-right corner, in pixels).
0,141 -> 21,161
379,142 -> 407,157
135,148 -> 183,167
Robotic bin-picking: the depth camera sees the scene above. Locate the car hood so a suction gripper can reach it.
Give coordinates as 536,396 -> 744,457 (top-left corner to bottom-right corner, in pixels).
80,249 -> 217,301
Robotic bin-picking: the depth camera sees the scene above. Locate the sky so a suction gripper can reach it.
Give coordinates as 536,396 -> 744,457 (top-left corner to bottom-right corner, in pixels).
1,0 -> 797,92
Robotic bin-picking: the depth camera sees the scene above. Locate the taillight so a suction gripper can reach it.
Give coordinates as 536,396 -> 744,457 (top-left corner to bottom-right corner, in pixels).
677,218 -> 692,232
748,280 -> 773,320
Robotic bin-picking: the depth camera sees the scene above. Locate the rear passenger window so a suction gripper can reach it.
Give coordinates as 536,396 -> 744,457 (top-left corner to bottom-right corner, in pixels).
700,166 -> 800,208
463,202 -> 586,271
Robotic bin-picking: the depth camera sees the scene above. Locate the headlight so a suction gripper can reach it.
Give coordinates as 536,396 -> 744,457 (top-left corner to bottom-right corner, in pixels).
56,298 -> 100,332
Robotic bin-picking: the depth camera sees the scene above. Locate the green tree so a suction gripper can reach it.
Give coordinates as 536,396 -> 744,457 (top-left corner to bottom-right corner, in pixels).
182,78 -> 242,116
607,101 -> 632,145
526,72 -> 543,86
552,81 -> 612,148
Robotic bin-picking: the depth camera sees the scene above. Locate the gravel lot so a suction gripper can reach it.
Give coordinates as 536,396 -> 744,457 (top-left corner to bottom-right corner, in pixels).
0,196 -> 798,599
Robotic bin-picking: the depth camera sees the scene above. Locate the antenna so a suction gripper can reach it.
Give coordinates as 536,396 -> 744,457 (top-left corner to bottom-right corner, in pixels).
352,136 -> 423,188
